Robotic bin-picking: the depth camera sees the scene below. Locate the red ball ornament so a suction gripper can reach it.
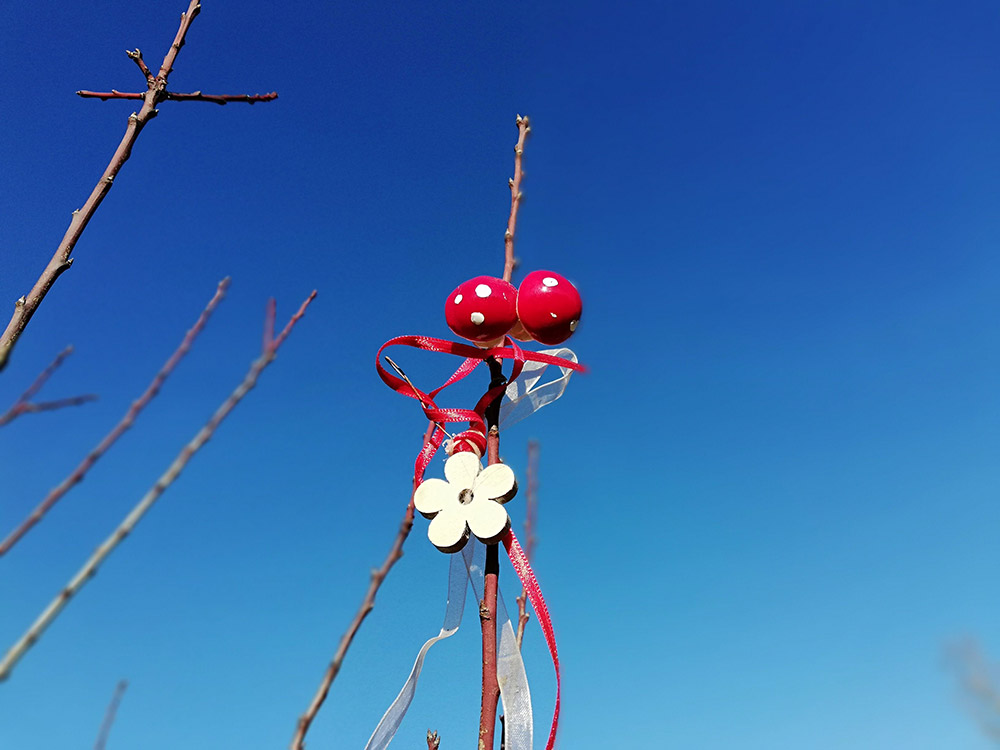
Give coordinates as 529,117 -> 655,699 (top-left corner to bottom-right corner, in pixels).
516,270 -> 582,345
445,276 -> 518,344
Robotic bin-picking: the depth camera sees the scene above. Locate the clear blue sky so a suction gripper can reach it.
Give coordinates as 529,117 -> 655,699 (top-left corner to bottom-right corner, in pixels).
2,1 -> 1000,747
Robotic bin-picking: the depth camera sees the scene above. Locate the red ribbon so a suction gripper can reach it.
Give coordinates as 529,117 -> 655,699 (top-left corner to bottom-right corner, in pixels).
504,528 -> 561,750
376,334 -> 583,750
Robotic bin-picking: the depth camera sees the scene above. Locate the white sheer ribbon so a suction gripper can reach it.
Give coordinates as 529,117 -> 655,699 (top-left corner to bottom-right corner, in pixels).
364,552 -> 467,750
364,541 -> 533,749
499,348 -> 578,431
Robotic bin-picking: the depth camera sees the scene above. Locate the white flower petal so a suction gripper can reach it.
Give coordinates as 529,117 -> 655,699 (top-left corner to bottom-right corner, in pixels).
473,463 -> 516,502
414,477 -> 453,518
444,452 -> 481,490
428,506 -> 470,552
466,499 -> 510,544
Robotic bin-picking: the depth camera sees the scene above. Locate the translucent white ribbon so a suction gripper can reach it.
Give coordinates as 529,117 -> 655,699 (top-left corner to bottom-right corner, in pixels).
364,552 -> 467,750
364,540 -> 532,749
499,347 -> 578,431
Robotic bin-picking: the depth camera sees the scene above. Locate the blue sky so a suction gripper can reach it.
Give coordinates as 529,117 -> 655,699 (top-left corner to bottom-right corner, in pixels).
3,1 -> 1000,747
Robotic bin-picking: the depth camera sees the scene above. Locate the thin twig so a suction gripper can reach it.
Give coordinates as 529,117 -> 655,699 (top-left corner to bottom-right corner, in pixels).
0,278 -> 230,558
9,345 -> 73,405
0,290 -> 316,681
514,439 -> 538,650
93,679 -> 128,750
948,638 -> 1000,740
77,90 -> 278,105
126,49 -> 153,82
502,115 -> 531,283
289,420 -> 435,750
426,729 -> 441,749
0,346 -> 97,427
2,394 -> 99,423
0,0 -> 275,372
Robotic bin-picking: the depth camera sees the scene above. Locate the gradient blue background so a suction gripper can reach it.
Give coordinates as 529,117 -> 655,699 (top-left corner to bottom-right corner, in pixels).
2,1 -> 1000,747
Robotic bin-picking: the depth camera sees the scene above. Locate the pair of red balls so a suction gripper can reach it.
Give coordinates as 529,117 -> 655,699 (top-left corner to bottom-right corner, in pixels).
445,270 -> 582,347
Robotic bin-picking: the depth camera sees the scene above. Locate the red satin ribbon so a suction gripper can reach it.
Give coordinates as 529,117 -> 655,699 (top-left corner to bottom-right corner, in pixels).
504,529 -> 561,750
376,334 -> 583,750
376,334 -> 586,479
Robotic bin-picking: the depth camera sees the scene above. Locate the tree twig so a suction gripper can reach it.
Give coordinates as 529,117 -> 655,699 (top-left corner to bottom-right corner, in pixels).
77,90 -> 278,105
502,115 -> 531,284
0,290 -> 316,681
0,0 -> 276,372
125,49 -> 153,83
948,637 -> 1000,740
0,345 -> 98,427
0,278 -> 230,558
289,420 -> 435,750
93,679 -> 128,750
514,439 -> 538,650
426,729 -> 441,749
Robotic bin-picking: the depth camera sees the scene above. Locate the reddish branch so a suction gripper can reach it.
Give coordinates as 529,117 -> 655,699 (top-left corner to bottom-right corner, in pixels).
0,278 -> 230,558
479,428 -> 502,750
426,729 -> 441,749
93,680 -> 128,750
515,440 -> 539,650
77,90 -> 278,105
0,290 -> 316,682
502,116 -> 531,284
0,346 -> 97,427
0,0 -> 275,372
289,420 -> 435,750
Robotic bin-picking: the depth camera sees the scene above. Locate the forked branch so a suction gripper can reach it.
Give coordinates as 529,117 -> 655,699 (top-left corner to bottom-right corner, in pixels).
0,346 -> 97,428
0,290 -> 316,681
0,0 -> 276,372
0,278 -> 230,558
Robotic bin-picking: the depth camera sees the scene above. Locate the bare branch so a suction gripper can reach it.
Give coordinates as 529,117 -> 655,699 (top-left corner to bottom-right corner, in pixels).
479,427 -> 502,749
502,115 -> 531,283
0,278 -> 230,558
0,289 -> 315,681
2,394 -> 99,425
76,90 -> 278,105
0,346 -> 97,428
948,638 -> 1000,740
426,729 -> 441,749
93,680 -> 128,750
515,439 -> 539,650
0,0 -> 274,372
289,421 -> 434,750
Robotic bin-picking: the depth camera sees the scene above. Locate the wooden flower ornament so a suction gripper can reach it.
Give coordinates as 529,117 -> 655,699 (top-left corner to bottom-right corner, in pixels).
414,452 -> 518,553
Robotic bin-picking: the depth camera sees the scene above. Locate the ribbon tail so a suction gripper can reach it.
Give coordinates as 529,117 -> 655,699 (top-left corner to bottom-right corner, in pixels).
503,530 -> 561,750
364,551 -> 468,750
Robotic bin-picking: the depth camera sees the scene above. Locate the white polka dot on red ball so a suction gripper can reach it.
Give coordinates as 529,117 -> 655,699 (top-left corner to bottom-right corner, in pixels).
445,275 -> 518,343
515,270 -> 582,345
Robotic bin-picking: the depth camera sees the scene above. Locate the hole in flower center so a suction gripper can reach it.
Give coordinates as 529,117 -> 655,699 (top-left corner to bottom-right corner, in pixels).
458,488 -> 474,505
